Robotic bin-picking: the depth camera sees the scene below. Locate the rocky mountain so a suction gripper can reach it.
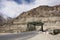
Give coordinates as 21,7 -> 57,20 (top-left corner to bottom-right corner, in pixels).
1,5 -> 60,24
0,13 -> 13,25
17,5 -> 60,18
0,5 -> 60,33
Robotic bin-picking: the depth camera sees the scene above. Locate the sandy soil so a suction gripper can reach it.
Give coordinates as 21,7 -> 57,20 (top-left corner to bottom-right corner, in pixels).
27,32 -> 60,40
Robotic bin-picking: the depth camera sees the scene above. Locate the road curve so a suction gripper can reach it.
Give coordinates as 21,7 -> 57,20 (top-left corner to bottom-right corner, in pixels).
0,31 -> 39,40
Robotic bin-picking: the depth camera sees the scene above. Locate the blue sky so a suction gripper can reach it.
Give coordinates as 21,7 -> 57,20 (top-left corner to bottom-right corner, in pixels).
0,0 -> 60,18
14,0 -> 35,4
14,0 -> 23,4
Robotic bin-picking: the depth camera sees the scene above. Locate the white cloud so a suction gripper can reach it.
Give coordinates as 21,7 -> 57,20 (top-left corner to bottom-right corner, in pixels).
0,0 -> 60,18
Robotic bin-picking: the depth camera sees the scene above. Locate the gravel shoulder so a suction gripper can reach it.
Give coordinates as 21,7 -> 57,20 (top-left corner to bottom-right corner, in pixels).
27,32 -> 60,40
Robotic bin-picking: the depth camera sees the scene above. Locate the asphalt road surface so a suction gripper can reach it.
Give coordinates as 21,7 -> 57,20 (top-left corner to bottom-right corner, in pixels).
0,31 -> 39,40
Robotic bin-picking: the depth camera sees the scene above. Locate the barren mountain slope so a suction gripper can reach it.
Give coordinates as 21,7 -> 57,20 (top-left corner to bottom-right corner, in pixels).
1,5 -> 60,33
17,5 -> 60,18
0,13 -> 13,25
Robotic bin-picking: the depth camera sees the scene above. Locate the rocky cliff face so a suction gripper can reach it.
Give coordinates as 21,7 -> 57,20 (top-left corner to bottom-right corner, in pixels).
18,5 -> 60,18
1,5 -> 60,33
13,5 -> 60,24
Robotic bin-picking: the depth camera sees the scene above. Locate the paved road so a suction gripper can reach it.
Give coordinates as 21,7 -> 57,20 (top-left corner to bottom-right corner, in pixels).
0,31 -> 39,40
